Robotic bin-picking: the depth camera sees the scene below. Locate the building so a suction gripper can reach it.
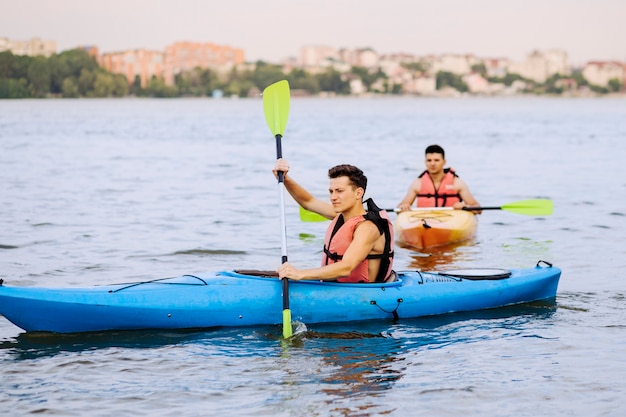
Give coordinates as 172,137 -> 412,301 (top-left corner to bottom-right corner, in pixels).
463,73 -> 489,94
582,61 -> 625,88
432,54 -> 474,75
337,47 -> 379,68
299,45 -> 338,68
163,42 -> 245,85
0,37 -> 56,57
404,75 -> 437,95
483,58 -> 510,78
509,50 -> 570,83
99,49 -> 165,87
98,41 -> 244,86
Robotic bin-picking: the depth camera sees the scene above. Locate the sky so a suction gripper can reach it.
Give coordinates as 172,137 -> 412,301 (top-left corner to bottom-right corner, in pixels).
2,0 -> 625,66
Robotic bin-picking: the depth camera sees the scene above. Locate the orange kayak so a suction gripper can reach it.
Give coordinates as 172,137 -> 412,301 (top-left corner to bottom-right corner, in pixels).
394,208 -> 478,249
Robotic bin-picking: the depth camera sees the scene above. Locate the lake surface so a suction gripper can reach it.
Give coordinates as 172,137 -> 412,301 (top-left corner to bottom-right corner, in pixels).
1,96 -> 625,416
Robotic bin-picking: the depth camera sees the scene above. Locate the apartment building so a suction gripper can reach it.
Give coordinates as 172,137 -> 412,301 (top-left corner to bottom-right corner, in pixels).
508,50 -> 570,83
582,61 -> 625,88
337,47 -> 379,68
98,42 -> 244,86
403,75 -> 437,95
0,37 -> 56,57
163,42 -> 245,85
483,58 -> 510,78
299,45 -> 339,68
431,54 -> 476,75
99,49 -> 165,87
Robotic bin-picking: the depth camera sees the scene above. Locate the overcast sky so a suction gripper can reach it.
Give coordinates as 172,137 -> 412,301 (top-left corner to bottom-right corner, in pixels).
2,0 -> 625,65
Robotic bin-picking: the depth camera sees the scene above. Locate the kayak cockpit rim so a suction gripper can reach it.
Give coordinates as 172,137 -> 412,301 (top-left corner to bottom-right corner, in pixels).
228,270 -> 405,287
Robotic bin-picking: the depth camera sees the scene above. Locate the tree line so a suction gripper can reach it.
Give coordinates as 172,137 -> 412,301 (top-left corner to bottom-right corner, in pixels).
0,49 -> 356,99
0,49 -> 621,99
0,49 -> 128,98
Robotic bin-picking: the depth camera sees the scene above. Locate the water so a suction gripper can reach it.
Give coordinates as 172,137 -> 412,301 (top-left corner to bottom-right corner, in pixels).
1,97 -> 625,416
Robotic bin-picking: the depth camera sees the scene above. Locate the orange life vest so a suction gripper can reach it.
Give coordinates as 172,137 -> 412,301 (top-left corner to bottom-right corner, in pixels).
416,168 -> 462,207
322,198 -> 394,283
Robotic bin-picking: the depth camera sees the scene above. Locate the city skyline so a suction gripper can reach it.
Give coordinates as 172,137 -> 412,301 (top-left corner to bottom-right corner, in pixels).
3,0 -> 625,66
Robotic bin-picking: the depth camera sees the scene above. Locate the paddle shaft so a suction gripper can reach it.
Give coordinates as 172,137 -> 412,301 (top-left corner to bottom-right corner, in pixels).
275,134 -> 290,316
302,199 -> 551,222
464,206 -> 499,211
384,207 -> 486,212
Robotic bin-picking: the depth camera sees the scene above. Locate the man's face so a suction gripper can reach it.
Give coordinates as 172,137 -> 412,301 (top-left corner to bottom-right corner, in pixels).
328,176 -> 362,213
425,152 -> 445,175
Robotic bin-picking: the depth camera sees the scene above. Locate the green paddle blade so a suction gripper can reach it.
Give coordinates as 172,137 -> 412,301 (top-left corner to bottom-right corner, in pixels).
263,80 -> 290,136
300,206 -> 329,222
501,199 -> 553,216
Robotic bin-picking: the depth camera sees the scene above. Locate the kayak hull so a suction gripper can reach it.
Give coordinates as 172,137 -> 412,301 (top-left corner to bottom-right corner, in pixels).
0,263 -> 560,334
394,209 -> 478,249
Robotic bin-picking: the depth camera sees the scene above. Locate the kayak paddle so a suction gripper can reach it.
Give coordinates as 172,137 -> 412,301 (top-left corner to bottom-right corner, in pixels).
300,198 -> 553,221
263,80 -> 293,339
463,199 -> 553,216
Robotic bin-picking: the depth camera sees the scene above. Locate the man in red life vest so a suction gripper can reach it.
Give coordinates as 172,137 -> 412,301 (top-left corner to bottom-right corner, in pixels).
273,159 -> 394,283
397,144 -> 481,212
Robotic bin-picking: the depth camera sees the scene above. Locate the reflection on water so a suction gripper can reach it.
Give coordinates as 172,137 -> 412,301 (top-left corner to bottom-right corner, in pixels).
405,240 -> 478,271
0,328 -> 214,360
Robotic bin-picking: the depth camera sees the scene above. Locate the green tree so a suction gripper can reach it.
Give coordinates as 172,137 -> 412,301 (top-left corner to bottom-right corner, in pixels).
252,61 -> 285,90
198,67 -> 219,95
436,71 -> 468,92
27,56 -> 51,97
471,63 -> 487,77
175,67 -> 220,96
175,72 -> 192,95
544,73 -> 565,94
63,49 -> 99,75
131,75 -> 143,96
78,68 -> 96,96
349,66 -> 387,92
589,84 -> 608,94
316,68 -> 350,94
0,51 -> 31,79
112,74 -> 128,97
571,69 -> 588,87
390,82 -> 403,94
48,54 -> 70,94
144,76 -> 178,97
93,72 -> 115,97
608,78 -> 623,92
61,77 -> 79,98
224,79 -> 255,97
0,77 -> 30,98
402,62 -> 428,72
487,72 -> 525,87
286,68 -> 320,94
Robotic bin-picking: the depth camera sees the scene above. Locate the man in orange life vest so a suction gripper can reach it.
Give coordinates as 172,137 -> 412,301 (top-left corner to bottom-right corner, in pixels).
273,159 -> 394,283
397,144 -> 480,212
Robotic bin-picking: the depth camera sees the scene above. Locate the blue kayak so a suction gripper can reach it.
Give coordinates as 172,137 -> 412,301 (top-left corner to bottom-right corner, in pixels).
0,261 -> 560,334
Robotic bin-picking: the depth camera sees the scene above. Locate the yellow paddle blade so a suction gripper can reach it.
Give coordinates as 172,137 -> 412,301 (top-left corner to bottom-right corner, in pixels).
263,80 -> 290,137
501,199 -> 553,216
300,206 -> 330,222
282,309 -> 293,338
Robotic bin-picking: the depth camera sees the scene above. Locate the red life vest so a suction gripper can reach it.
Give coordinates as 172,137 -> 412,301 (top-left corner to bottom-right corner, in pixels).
322,198 -> 394,283
416,168 -> 462,207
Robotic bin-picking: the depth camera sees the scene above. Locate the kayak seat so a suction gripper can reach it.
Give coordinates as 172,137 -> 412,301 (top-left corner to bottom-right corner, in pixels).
383,271 -> 398,283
